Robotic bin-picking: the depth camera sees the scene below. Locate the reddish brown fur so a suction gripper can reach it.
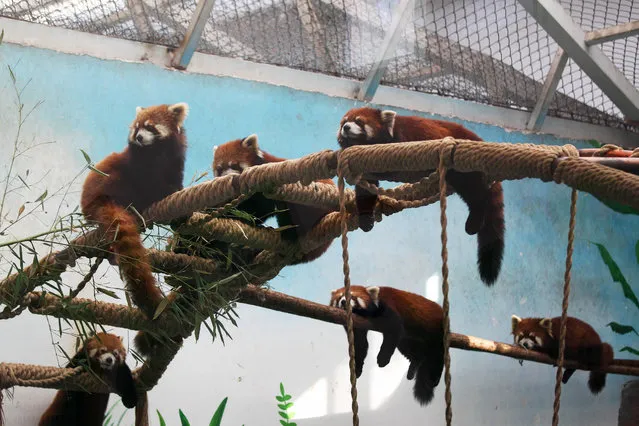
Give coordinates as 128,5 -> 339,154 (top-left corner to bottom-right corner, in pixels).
80,103 -> 188,355
330,285 -> 444,406
213,135 -> 335,264
38,333 -> 137,426
337,107 -> 505,286
511,315 -> 614,394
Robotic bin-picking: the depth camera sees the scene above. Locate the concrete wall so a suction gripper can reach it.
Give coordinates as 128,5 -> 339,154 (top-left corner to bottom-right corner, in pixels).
0,40 -> 637,426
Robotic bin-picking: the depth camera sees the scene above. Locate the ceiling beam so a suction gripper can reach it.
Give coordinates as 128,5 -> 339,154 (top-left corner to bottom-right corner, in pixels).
585,20 -> 639,46
356,0 -> 416,101
517,0 -> 639,122
171,0 -> 216,69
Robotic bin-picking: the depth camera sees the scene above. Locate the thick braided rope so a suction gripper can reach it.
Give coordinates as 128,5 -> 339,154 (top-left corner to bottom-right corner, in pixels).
439,140 -> 454,426
551,188 -> 578,426
0,363 -> 83,389
337,153 -> 359,426
632,148 -> 639,158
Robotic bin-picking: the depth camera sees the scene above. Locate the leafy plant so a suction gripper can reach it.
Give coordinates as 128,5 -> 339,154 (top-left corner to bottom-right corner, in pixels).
276,382 -> 296,426
593,241 -> 639,357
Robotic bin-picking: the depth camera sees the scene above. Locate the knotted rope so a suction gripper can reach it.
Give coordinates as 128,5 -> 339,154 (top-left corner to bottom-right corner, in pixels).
551,188 -> 578,426
438,138 -> 455,426
337,151 -> 359,426
0,363 -> 83,389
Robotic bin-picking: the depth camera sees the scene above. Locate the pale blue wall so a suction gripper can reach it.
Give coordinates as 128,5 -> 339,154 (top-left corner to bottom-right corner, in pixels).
0,42 -> 637,426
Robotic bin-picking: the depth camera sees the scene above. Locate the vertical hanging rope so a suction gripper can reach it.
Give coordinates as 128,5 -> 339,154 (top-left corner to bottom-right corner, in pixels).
337,154 -> 360,426
438,149 -> 453,426
551,188 -> 578,426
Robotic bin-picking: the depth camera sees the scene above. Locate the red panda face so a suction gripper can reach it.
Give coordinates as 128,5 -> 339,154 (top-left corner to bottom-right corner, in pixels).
84,332 -> 127,371
330,285 -> 381,313
128,103 -> 189,147
511,315 -> 553,350
337,107 -> 397,148
212,134 -> 264,177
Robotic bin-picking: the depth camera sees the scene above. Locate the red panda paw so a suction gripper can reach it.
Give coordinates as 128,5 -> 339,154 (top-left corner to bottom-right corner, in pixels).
464,208 -> 486,236
377,352 -> 392,368
358,213 -> 375,232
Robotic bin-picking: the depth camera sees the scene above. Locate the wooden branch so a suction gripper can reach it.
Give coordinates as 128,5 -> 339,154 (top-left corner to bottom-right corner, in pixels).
579,148 -> 637,158
238,285 -> 639,377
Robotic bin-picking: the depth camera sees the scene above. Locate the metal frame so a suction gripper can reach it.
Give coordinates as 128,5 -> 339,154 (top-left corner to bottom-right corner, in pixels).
171,0 -> 217,69
518,0 -> 639,123
527,48 -> 568,131
356,0 -> 415,101
585,20 -> 639,46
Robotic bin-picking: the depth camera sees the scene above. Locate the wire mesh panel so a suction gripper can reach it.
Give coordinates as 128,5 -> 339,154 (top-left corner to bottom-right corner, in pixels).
0,0 -> 637,132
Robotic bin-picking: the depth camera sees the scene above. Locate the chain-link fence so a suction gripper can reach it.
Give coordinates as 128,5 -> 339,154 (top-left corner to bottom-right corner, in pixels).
1,0 -> 637,132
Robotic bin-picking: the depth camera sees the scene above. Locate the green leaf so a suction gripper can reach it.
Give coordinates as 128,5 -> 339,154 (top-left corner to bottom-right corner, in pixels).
96,287 -> 119,299
209,397 -> 228,426
153,296 -> 170,320
35,189 -> 48,203
279,411 -> 290,420
593,195 -> 639,215
275,395 -> 286,402
280,421 -> 288,426
606,322 -> 639,336
88,164 -> 109,177
289,423 -> 297,426
80,149 -> 92,164
7,64 -> 15,83
593,242 -> 639,310
280,382 -> 285,395
636,240 -> 639,265
278,402 -> 293,410
620,346 -> 639,357
283,394 -> 292,401
586,139 -> 602,148
156,410 -> 167,426
179,409 -> 191,426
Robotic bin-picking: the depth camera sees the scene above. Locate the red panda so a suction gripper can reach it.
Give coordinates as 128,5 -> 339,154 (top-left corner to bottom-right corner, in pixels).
212,134 -> 336,264
511,315 -> 614,394
80,103 -> 189,355
38,332 -> 138,426
337,107 -> 505,286
330,285 -> 444,406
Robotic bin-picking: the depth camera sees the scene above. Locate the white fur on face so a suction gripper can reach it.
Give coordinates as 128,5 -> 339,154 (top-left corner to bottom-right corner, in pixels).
515,333 -> 542,350
340,121 -> 364,139
215,161 -> 250,177
132,128 -> 156,146
333,295 -> 366,310
98,352 -> 117,370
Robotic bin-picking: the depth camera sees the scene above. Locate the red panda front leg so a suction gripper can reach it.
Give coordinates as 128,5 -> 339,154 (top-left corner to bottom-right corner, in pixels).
350,327 -> 369,378
444,170 -> 488,235
355,179 -> 379,232
372,308 -> 405,368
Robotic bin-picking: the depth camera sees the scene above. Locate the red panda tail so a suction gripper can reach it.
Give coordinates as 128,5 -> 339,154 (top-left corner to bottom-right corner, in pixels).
587,343 -> 614,394
92,202 -> 164,319
477,181 -> 505,286
412,362 -> 437,406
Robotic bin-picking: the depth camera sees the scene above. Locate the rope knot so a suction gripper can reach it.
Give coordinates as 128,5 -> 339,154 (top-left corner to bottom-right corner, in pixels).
558,144 -> 579,158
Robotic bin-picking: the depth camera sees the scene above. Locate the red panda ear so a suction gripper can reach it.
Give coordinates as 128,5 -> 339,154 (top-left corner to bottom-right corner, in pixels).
380,110 -> 396,136
168,102 -> 189,125
366,286 -> 380,306
539,318 -> 553,337
242,134 -> 259,152
511,315 -> 522,334
136,106 -> 144,115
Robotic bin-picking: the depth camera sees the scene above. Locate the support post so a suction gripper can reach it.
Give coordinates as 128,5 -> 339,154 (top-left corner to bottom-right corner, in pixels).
585,20 -> 639,46
527,48 -> 568,131
356,0 -> 416,101
171,0 -> 216,69
517,0 -> 639,122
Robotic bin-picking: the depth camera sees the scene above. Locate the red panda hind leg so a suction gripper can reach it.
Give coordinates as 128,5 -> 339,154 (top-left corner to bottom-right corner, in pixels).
355,180 -> 378,232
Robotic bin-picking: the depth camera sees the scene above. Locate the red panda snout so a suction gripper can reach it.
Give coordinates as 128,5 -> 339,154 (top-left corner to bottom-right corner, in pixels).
338,120 -> 372,147
514,333 -> 544,350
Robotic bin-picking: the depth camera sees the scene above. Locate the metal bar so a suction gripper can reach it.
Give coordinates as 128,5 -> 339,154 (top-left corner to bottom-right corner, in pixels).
585,20 -> 639,46
517,0 -> 639,122
356,0 -> 416,101
171,0 -> 217,69
527,48 -> 568,131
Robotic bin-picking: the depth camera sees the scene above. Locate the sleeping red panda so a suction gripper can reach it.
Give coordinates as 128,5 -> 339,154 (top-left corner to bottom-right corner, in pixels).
337,107 -> 505,286
330,285 -> 444,406
212,134 -> 336,264
38,332 -> 138,426
511,315 -> 614,394
80,103 -> 188,355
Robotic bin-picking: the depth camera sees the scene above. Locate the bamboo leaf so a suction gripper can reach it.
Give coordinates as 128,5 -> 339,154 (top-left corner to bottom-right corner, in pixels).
593,242 -> 639,310
620,346 -> 639,357
280,421 -> 288,426
153,297 -> 170,320
275,396 -> 286,402
606,322 -> 639,336
279,411 -> 290,420
178,409 -> 191,426
208,397 -> 228,426
156,410 -> 167,426
8,65 -> 15,83
80,149 -> 91,164
280,382 -> 285,396
278,402 -> 293,410
35,189 -> 48,203
17,205 -> 25,218
88,164 -> 109,177
96,287 -> 119,299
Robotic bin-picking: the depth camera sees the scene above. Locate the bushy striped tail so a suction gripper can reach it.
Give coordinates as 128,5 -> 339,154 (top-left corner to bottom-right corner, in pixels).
477,181 -> 505,286
93,202 -> 164,319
